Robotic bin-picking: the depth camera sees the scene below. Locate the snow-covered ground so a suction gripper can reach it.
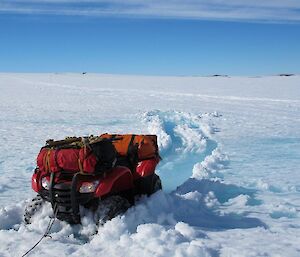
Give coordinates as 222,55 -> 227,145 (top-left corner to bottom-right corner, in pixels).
0,73 -> 299,256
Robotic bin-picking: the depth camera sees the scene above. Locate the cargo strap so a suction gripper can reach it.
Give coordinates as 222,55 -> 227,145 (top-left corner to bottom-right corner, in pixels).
43,149 -> 52,173
127,135 -> 136,156
78,158 -> 83,173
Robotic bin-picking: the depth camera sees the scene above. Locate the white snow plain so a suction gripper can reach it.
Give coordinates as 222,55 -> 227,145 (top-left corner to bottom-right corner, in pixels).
0,73 -> 299,257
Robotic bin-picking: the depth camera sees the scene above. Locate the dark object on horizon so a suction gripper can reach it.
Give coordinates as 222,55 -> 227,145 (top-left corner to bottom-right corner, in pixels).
211,74 -> 229,77
279,74 -> 294,77
82,72 -> 87,75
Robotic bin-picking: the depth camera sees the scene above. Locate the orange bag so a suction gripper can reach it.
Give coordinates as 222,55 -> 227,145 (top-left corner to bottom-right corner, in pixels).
100,134 -> 158,160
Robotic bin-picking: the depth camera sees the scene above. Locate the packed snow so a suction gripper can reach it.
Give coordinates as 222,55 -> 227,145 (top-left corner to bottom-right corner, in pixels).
0,73 -> 299,256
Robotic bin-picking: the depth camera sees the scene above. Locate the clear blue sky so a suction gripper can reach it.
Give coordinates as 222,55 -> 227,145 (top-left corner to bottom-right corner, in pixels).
0,1 -> 300,76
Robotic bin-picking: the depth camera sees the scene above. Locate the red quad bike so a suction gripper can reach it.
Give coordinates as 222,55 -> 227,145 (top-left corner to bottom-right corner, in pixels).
24,134 -> 162,224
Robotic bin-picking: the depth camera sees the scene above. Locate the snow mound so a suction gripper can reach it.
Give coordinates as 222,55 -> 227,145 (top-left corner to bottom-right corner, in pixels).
192,148 -> 229,180
143,110 -> 220,192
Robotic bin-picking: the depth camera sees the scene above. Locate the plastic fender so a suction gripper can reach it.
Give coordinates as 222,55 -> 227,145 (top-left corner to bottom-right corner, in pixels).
135,158 -> 159,178
94,166 -> 133,197
32,171 -> 41,193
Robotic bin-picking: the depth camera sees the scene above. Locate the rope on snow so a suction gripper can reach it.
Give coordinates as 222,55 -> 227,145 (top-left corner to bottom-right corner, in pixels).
21,204 -> 58,257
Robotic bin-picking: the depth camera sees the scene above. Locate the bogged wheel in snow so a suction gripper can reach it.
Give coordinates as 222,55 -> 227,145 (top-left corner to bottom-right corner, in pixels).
95,195 -> 130,225
139,174 -> 162,196
24,194 -> 45,224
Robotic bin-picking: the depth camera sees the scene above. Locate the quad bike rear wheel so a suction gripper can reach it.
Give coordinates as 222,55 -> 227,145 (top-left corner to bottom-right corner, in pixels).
24,194 -> 45,224
94,195 -> 131,225
140,174 -> 162,196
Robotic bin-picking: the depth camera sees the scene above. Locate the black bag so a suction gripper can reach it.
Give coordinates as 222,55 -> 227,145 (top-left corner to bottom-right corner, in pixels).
89,139 -> 117,173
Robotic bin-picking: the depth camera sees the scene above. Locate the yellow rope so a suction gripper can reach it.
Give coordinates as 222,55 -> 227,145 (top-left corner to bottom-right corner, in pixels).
43,149 -> 52,173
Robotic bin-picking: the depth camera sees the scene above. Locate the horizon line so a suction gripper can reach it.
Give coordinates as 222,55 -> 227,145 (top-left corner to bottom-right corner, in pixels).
0,71 -> 299,78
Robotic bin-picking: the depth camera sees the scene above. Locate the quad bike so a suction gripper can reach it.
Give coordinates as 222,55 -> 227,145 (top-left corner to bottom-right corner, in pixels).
25,134 -> 162,224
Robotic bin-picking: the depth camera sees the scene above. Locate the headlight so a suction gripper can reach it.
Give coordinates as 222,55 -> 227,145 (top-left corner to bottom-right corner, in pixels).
79,180 -> 100,193
41,177 -> 50,190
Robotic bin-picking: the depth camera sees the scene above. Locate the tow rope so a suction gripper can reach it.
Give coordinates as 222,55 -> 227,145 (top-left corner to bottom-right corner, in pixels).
21,204 -> 58,257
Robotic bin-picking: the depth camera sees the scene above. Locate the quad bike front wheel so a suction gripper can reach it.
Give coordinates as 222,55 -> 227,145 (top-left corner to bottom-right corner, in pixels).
24,194 -> 45,224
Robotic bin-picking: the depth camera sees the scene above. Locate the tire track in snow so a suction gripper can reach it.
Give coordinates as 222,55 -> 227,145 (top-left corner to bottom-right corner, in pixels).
140,111 -> 265,229
143,110 -> 220,192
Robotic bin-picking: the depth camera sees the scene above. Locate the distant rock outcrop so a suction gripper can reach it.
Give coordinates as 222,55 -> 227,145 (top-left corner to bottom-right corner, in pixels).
209,74 -> 229,78
278,73 -> 294,77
